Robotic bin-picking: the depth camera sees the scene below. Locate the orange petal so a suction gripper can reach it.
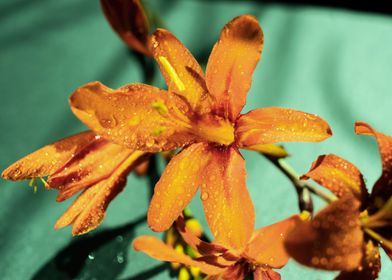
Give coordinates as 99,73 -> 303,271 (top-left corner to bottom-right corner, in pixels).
133,235 -> 225,275
206,15 -> 263,121
176,215 -> 228,256
2,131 -> 96,180
301,154 -> 367,204
335,239 -> 380,280
244,215 -> 302,268
243,144 -> 288,158
355,121 -> 392,207
48,139 -> 134,201
70,81 -> 197,152
284,194 -> 364,271
55,151 -> 145,235
254,268 -> 281,280
148,143 -> 211,232
236,107 -> 332,147
151,29 -> 211,112
100,0 -> 150,55
221,263 -> 247,279
200,146 -> 255,251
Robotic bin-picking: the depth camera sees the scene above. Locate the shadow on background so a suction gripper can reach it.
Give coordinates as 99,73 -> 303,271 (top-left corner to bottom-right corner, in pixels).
32,216 -> 149,280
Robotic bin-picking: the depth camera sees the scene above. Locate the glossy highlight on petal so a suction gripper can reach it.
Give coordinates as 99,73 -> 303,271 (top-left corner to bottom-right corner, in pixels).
245,215 -> 301,268
148,143 -> 211,232
301,154 -> 367,204
133,236 -> 224,275
70,82 -> 196,152
206,15 -> 263,121
201,146 -> 255,251
285,195 -> 364,271
55,151 -> 145,235
2,131 -> 96,180
151,29 -> 211,111
236,107 -> 332,147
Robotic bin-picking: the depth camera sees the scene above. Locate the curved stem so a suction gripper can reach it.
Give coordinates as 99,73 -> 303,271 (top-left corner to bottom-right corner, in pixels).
264,155 -> 337,212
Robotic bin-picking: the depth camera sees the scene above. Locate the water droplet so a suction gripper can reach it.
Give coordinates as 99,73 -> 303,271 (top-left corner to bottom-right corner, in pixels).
116,235 -> 124,242
88,253 -> 95,260
201,192 -> 209,201
116,252 -> 124,264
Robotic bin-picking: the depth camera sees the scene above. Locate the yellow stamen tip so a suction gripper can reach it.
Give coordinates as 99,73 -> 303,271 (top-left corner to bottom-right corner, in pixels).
178,267 -> 190,280
158,56 -> 186,91
300,210 -> 311,221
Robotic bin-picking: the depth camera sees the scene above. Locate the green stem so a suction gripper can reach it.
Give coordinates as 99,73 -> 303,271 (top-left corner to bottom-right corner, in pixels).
264,155 -> 337,212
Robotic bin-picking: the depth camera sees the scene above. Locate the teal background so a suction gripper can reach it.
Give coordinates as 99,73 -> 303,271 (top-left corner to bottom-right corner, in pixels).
1,0 -> 392,279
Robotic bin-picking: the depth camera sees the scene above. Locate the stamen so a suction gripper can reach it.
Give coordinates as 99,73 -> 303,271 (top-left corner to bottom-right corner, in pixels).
28,178 -> 35,187
39,177 -> 50,188
159,56 -> 185,91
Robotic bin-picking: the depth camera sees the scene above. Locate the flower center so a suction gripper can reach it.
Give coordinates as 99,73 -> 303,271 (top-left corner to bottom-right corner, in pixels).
193,115 -> 235,146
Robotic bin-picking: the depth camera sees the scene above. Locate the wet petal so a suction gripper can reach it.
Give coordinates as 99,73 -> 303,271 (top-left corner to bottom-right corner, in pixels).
335,239 -> 380,280
176,215 -> 228,256
301,154 -> 367,204
48,139 -> 134,201
100,0 -> 150,55
285,195 -> 364,271
148,143 -> 211,232
206,15 -> 263,121
254,268 -> 281,280
244,215 -> 302,268
355,121 -> 392,207
236,107 -> 332,147
221,263 -> 247,280
55,151 -> 145,235
151,29 -> 211,111
201,146 -> 255,251
133,235 -> 225,275
70,82 -> 197,152
2,131 -> 96,180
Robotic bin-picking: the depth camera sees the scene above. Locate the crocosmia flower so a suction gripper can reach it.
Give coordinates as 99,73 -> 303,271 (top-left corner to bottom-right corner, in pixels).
134,208 -> 302,279
100,0 -> 151,55
2,132 -> 147,235
69,15 -> 332,248
285,121 -> 392,279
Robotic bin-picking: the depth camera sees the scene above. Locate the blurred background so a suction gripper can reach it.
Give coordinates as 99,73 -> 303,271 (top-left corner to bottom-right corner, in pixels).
1,0 -> 392,279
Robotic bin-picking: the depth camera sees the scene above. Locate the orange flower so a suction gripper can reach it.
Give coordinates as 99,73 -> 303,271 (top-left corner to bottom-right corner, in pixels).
69,15 -> 332,246
134,211 -> 302,279
285,121 -> 392,279
2,132 -> 147,235
100,0 -> 151,55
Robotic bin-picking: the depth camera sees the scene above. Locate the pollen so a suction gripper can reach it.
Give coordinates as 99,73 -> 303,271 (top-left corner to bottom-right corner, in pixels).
151,100 -> 169,115
158,56 -> 185,91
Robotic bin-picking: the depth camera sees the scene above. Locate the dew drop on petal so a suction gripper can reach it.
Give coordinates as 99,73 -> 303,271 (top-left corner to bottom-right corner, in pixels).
201,192 -> 209,201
